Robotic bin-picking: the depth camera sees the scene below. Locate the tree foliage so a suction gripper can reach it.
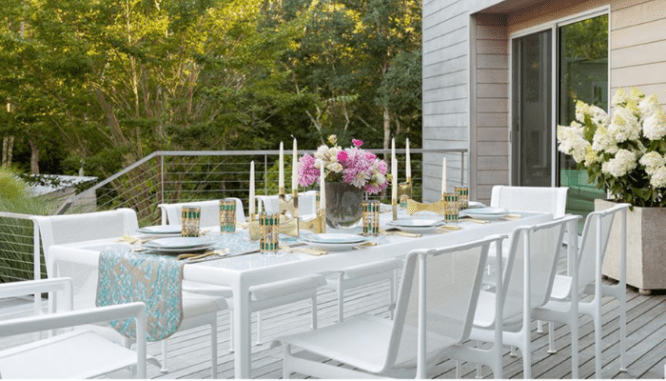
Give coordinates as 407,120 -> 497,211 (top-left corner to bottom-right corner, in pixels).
0,0 -> 422,181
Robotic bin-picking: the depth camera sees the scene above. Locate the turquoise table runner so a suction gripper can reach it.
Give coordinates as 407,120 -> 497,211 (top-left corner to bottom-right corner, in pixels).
96,250 -> 183,342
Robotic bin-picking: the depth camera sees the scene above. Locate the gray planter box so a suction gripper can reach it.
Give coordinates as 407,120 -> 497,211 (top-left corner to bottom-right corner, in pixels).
595,199 -> 666,294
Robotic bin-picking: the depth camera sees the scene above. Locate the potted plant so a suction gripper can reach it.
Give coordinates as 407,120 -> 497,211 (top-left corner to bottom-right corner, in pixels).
298,135 -> 389,228
557,88 -> 666,294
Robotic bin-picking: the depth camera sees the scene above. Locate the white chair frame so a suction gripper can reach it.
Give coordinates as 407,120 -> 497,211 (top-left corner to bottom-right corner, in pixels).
0,278 -> 148,379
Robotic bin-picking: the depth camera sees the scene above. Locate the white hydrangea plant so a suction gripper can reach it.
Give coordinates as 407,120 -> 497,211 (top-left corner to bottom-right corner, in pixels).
557,88 -> 666,207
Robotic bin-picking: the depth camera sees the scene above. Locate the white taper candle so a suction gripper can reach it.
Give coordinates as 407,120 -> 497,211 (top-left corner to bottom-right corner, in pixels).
392,138 -> 397,202
249,161 -> 255,216
441,157 -> 447,194
279,142 -> 284,191
320,164 -> 326,211
406,138 -> 411,181
292,138 -> 298,193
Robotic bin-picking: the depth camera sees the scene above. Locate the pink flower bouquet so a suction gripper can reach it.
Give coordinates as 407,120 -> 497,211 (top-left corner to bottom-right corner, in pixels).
298,135 -> 389,194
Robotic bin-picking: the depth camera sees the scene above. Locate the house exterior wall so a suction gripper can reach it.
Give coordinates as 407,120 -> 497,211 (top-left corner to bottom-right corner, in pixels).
423,0 -> 666,205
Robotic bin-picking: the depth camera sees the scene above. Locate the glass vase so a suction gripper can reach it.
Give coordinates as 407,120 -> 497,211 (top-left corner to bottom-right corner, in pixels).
325,182 -> 364,228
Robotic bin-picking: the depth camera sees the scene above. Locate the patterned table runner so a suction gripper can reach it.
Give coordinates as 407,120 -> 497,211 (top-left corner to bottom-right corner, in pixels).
96,250 -> 183,342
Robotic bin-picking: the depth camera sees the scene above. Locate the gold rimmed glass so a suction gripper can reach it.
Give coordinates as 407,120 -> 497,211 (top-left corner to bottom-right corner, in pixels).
181,206 -> 201,237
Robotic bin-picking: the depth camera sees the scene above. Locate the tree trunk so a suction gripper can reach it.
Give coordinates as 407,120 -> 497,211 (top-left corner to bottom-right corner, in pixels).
29,140 -> 39,174
2,136 -> 14,167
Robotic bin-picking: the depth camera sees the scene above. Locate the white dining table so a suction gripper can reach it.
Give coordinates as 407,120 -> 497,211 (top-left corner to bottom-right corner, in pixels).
49,210 -> 553,379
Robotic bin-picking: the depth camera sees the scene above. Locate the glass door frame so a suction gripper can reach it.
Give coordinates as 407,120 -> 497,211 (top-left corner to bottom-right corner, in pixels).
508,5 -> 610,187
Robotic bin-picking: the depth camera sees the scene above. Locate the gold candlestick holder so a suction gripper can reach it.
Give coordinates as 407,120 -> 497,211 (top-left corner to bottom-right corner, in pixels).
398,181 -> 412,208
278,190 -> 300,236
392,199 -> 398,221
455,187 -> 469,210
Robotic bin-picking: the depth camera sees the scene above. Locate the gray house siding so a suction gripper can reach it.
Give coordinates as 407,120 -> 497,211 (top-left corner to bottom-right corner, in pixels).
423,0 -> 666,205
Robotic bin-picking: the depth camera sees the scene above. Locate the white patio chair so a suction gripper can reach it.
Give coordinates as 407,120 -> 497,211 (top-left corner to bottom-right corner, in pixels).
158,200 -> 327,347
446,215 -> 580,378
323,258 -> 402,323
256,190 -> 318,220
489,185 -> 568,335
32,209 -> 224,378
533,203 -> 629,379
158,197 -> 246,226
272,234 -> 500,379
0,278 -> 150,379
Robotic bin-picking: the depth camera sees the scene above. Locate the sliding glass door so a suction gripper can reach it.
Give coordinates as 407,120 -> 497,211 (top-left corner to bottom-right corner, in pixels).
511,12 -> 608,220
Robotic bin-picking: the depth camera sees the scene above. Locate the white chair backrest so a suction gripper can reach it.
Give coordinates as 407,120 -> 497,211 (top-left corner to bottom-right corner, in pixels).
491,186 -> 568,218
33,208 -> 139,277
501,216 -> 578,322
158,198 -> 245,226
256,191 -> 317,218
382,235 -> 497,373
576,203 -> 629,290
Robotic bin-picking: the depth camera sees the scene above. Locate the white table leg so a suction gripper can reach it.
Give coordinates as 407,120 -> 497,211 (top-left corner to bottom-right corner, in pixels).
233,278 -> 252,379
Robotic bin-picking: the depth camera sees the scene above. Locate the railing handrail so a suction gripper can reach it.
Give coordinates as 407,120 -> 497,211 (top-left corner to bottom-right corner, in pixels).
56,148 -> 468,214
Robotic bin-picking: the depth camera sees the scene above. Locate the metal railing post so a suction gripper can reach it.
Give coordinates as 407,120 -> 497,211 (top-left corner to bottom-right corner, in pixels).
460,151 -> 465,186
264,154 -> 268,195
159,154 -> 165,205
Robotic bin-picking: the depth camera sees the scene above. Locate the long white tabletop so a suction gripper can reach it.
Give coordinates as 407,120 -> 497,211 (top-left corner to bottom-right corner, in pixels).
49,210 -> 553,378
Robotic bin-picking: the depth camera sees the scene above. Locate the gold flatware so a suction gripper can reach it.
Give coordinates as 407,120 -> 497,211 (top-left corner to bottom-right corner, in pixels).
460,217 -> 490,224
352,242 -> 378,250
279,244 -> 327,256
178,248 -> 230,261
439,225 -> 462,231
380,229 -> 422,238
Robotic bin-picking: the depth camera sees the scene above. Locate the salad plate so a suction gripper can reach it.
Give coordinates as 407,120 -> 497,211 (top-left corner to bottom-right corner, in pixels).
137,225 -> 182,235
386,218 -> 445,233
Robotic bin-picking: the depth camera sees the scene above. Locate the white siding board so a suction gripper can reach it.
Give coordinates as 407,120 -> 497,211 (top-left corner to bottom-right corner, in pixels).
423,26 -> 468,54
423,113 -> 468,128
611,18 -> 666,49
423,42 -> 468,67
423,99 -> 468,115
477,69 -> 509,84
423,55 -> 467,76
477,54 -> 509,69
477,98 -> 508,113
422,70 -> 467,90
612,40 -> 666,69
477,39 -> 509,55
611,62 -> 666,87
611,0 -> 666,30
477,127 -> 509,142
424,84 -> 468,102
477,112 -> 509,127
477,83 -> 509,98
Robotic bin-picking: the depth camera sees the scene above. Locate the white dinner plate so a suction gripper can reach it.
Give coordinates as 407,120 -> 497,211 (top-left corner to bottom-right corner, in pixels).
143,237 -> 211,250
461,207 -> 508,220
301,233 -> 367,244
145,245 -> 213,254
466,201 -> 486,209
137,225 -> 182,235
298,236 -> 370,251
386,219 -> 444,233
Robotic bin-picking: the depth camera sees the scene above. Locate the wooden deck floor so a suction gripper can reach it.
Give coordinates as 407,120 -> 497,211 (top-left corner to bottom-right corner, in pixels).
1,256 -> 665,379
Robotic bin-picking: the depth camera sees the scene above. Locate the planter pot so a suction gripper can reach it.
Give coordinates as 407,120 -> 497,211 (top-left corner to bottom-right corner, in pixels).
325,182 -> 364,228
595,199 -> 666,294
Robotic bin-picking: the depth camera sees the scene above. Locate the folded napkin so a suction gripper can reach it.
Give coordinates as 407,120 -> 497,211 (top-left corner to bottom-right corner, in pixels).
96,250 -> 183,342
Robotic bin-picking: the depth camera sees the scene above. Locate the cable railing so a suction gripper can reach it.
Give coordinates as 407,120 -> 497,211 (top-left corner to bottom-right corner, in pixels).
1,148 -> 467,283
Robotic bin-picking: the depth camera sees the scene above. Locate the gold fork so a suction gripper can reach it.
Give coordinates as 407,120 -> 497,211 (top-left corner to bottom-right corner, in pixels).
279,244 -> 328,256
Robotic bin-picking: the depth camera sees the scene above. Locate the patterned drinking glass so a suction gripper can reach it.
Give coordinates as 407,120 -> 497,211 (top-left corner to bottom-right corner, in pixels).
259,212 -> 280,253
398,182 -> 412,208
442,193 -> 459,223
362,200 -> 381,236
181,206 -> 201,237
455,187 -> 469,210
219,200 -> 236,233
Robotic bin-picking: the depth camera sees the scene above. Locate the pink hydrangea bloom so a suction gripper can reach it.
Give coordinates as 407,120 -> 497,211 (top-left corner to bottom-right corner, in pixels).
352,139 -> 363,147
297,154 -> 319,187
337,150 -> 349,162
365,152 -> 376,161
376,160 -> 388,174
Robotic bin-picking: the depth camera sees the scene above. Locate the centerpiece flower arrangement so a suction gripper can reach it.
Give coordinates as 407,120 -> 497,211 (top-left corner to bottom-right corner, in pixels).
297,135 -> 389,193
298,135 -> 389,227
557,88 -> 666,207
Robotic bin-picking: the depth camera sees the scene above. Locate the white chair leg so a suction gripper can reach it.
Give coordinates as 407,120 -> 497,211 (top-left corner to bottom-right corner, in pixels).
547,322 -> 556,354
537,320 -> 544,333
594,312 -> 602,379
337,283 -> 344,323
256,310 -> 263,345
283,345 -> 292,379
570,319 -> 579,379
475,341 -> 483,378
311,295 -> 318,330
161,340 -> 168,373
455,361 -> 461,379
389,277 -> 395,320
510,346 -> 517,357
229,311 -> 234,352
522,335 -> 532,379
210,319 -> 218,379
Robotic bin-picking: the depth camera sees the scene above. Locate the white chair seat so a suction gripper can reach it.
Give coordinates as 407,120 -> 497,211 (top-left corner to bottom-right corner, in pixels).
0,329 -> 141,379
250,275 -> 326,302
550,274 -> 573,300
182,291 -> 227,319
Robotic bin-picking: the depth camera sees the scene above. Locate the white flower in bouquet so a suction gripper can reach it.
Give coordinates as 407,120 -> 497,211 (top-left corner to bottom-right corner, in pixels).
639,152 -> 666,173
608,107 -> 641,142
601,149 -> 637,177
639,94 -> 661,117
590,105 -> 610,128
327,162 -> 343,173
592,126 -> 620,154
651,167 -> 666,188
557,122 -> 590,163
612,88 -> 628,106
642,111 -> 666,140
